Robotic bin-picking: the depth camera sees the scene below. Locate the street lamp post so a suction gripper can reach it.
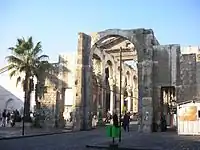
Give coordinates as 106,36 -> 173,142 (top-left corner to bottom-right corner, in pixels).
119,47 -> 122,142
22,98 -> 25,135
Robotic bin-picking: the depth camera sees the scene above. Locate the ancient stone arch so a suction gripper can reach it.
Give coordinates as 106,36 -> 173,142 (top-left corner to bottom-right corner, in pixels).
5,98 -> 14,110
74,28 -> 159,132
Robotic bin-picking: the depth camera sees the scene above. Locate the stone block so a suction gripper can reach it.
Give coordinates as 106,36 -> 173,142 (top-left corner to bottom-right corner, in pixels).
142,97 -> 152,106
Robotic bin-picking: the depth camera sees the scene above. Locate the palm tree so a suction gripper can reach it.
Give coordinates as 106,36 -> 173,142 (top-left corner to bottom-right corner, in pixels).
6,37 -> 49,122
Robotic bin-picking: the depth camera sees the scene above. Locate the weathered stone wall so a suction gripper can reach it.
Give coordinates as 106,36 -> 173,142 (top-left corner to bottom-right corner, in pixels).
153,45 -> 180,86
196,62 -> 200,98
152,44 -> 181,122
181,46 -> 200,100
41,86 -> 57,127
40,61 -> 67,128
179,46 -> 200,101
179,54 -> 197,102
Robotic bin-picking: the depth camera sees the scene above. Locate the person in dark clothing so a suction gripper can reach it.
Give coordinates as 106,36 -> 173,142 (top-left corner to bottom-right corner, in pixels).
122,112 -> 130,132
113,113 -> 118,127
160,115 -> 167,132
2,109 -> 6,127
6,112 -> 11,124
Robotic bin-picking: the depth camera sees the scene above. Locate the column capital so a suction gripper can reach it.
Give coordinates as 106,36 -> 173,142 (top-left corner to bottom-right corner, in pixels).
108,78 -> 115,86
127,85 -> 133,94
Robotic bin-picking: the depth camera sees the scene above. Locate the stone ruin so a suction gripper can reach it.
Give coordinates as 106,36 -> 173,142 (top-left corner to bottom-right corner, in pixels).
40,28 -> 200,132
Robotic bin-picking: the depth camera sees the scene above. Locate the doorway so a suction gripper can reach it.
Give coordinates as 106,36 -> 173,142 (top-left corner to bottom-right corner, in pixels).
160,86 -> 176,127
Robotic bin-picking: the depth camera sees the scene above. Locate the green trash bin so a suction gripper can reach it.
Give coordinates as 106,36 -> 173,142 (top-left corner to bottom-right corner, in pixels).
106,125 -> 120,138
111,126 -> 120,138
106,125 -> 112,137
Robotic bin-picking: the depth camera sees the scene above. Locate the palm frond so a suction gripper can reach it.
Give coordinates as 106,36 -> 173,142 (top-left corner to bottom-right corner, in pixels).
27,37 -> 33,49
17,38 -> 23,46
19,65 -> 28,73
16,76 -> 22,87
31,41 -> 42,57
6,55 -> 25,66
9,70 -> 18,78
36,55 -> 49,61
21,37 -> 33,51
7,64 -> 19,70
8,47 -> 15,51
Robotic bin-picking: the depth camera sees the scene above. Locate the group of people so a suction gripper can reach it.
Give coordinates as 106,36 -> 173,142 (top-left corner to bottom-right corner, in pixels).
106,110 -> 131,132
0,109 -> 21,127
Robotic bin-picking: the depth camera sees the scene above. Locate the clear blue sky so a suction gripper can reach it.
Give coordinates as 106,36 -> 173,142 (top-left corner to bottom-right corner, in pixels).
0,0 -> 199,67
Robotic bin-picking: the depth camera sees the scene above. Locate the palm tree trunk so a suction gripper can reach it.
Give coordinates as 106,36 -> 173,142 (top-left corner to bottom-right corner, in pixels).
34,82 -> 41,127
23,75 -> 31,122
35,83 -> 40,110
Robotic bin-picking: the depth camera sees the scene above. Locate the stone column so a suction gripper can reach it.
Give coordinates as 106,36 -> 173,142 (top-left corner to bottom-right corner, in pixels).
127,86 -> 132,112
127,94 -> 131,112
121,94 -> 124,113
138,61 -> 154,133
121,76 -> 126,113
108,78 -> 114,115
96,78 -> 103,125
73,33 -> 92,131
96,77 -> 101,113
57,59 -> 65,128
96,84 -> 100,113
132,89 -> 137,113
101,57 -> 106,113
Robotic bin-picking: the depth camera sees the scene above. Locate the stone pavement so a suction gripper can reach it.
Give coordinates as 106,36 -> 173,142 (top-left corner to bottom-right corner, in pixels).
0,126 -> 71,139
1,123 -> 200,150
87,131 -> 200,150
0,121 -> 137,139
0,127 -> 110,150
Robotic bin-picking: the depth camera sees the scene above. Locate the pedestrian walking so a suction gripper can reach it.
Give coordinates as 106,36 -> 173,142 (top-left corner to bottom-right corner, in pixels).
2,109 -> 7,127
113,112 -> 119,127
6,111 -> 11,125
122,111 -> 130,132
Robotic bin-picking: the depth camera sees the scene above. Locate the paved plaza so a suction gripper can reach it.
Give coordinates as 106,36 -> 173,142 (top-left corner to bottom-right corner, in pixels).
0,127 -> 71,139
0,124 -> 200,150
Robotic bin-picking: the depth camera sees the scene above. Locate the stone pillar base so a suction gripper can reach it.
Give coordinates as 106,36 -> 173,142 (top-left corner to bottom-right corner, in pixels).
142,124 -> 152,133
72,108 -> 81,131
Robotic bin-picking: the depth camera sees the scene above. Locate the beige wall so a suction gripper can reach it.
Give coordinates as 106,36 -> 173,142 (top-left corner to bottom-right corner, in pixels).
181,46 -> 200,61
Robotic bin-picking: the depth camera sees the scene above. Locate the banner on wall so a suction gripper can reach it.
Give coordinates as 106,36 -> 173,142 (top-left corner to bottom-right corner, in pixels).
179,106 -> 197,121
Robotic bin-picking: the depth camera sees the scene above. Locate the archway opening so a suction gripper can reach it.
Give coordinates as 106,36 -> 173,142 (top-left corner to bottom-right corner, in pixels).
92,54 -> 102,115
5,98 -> 14,111
92,34 -> 139,115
